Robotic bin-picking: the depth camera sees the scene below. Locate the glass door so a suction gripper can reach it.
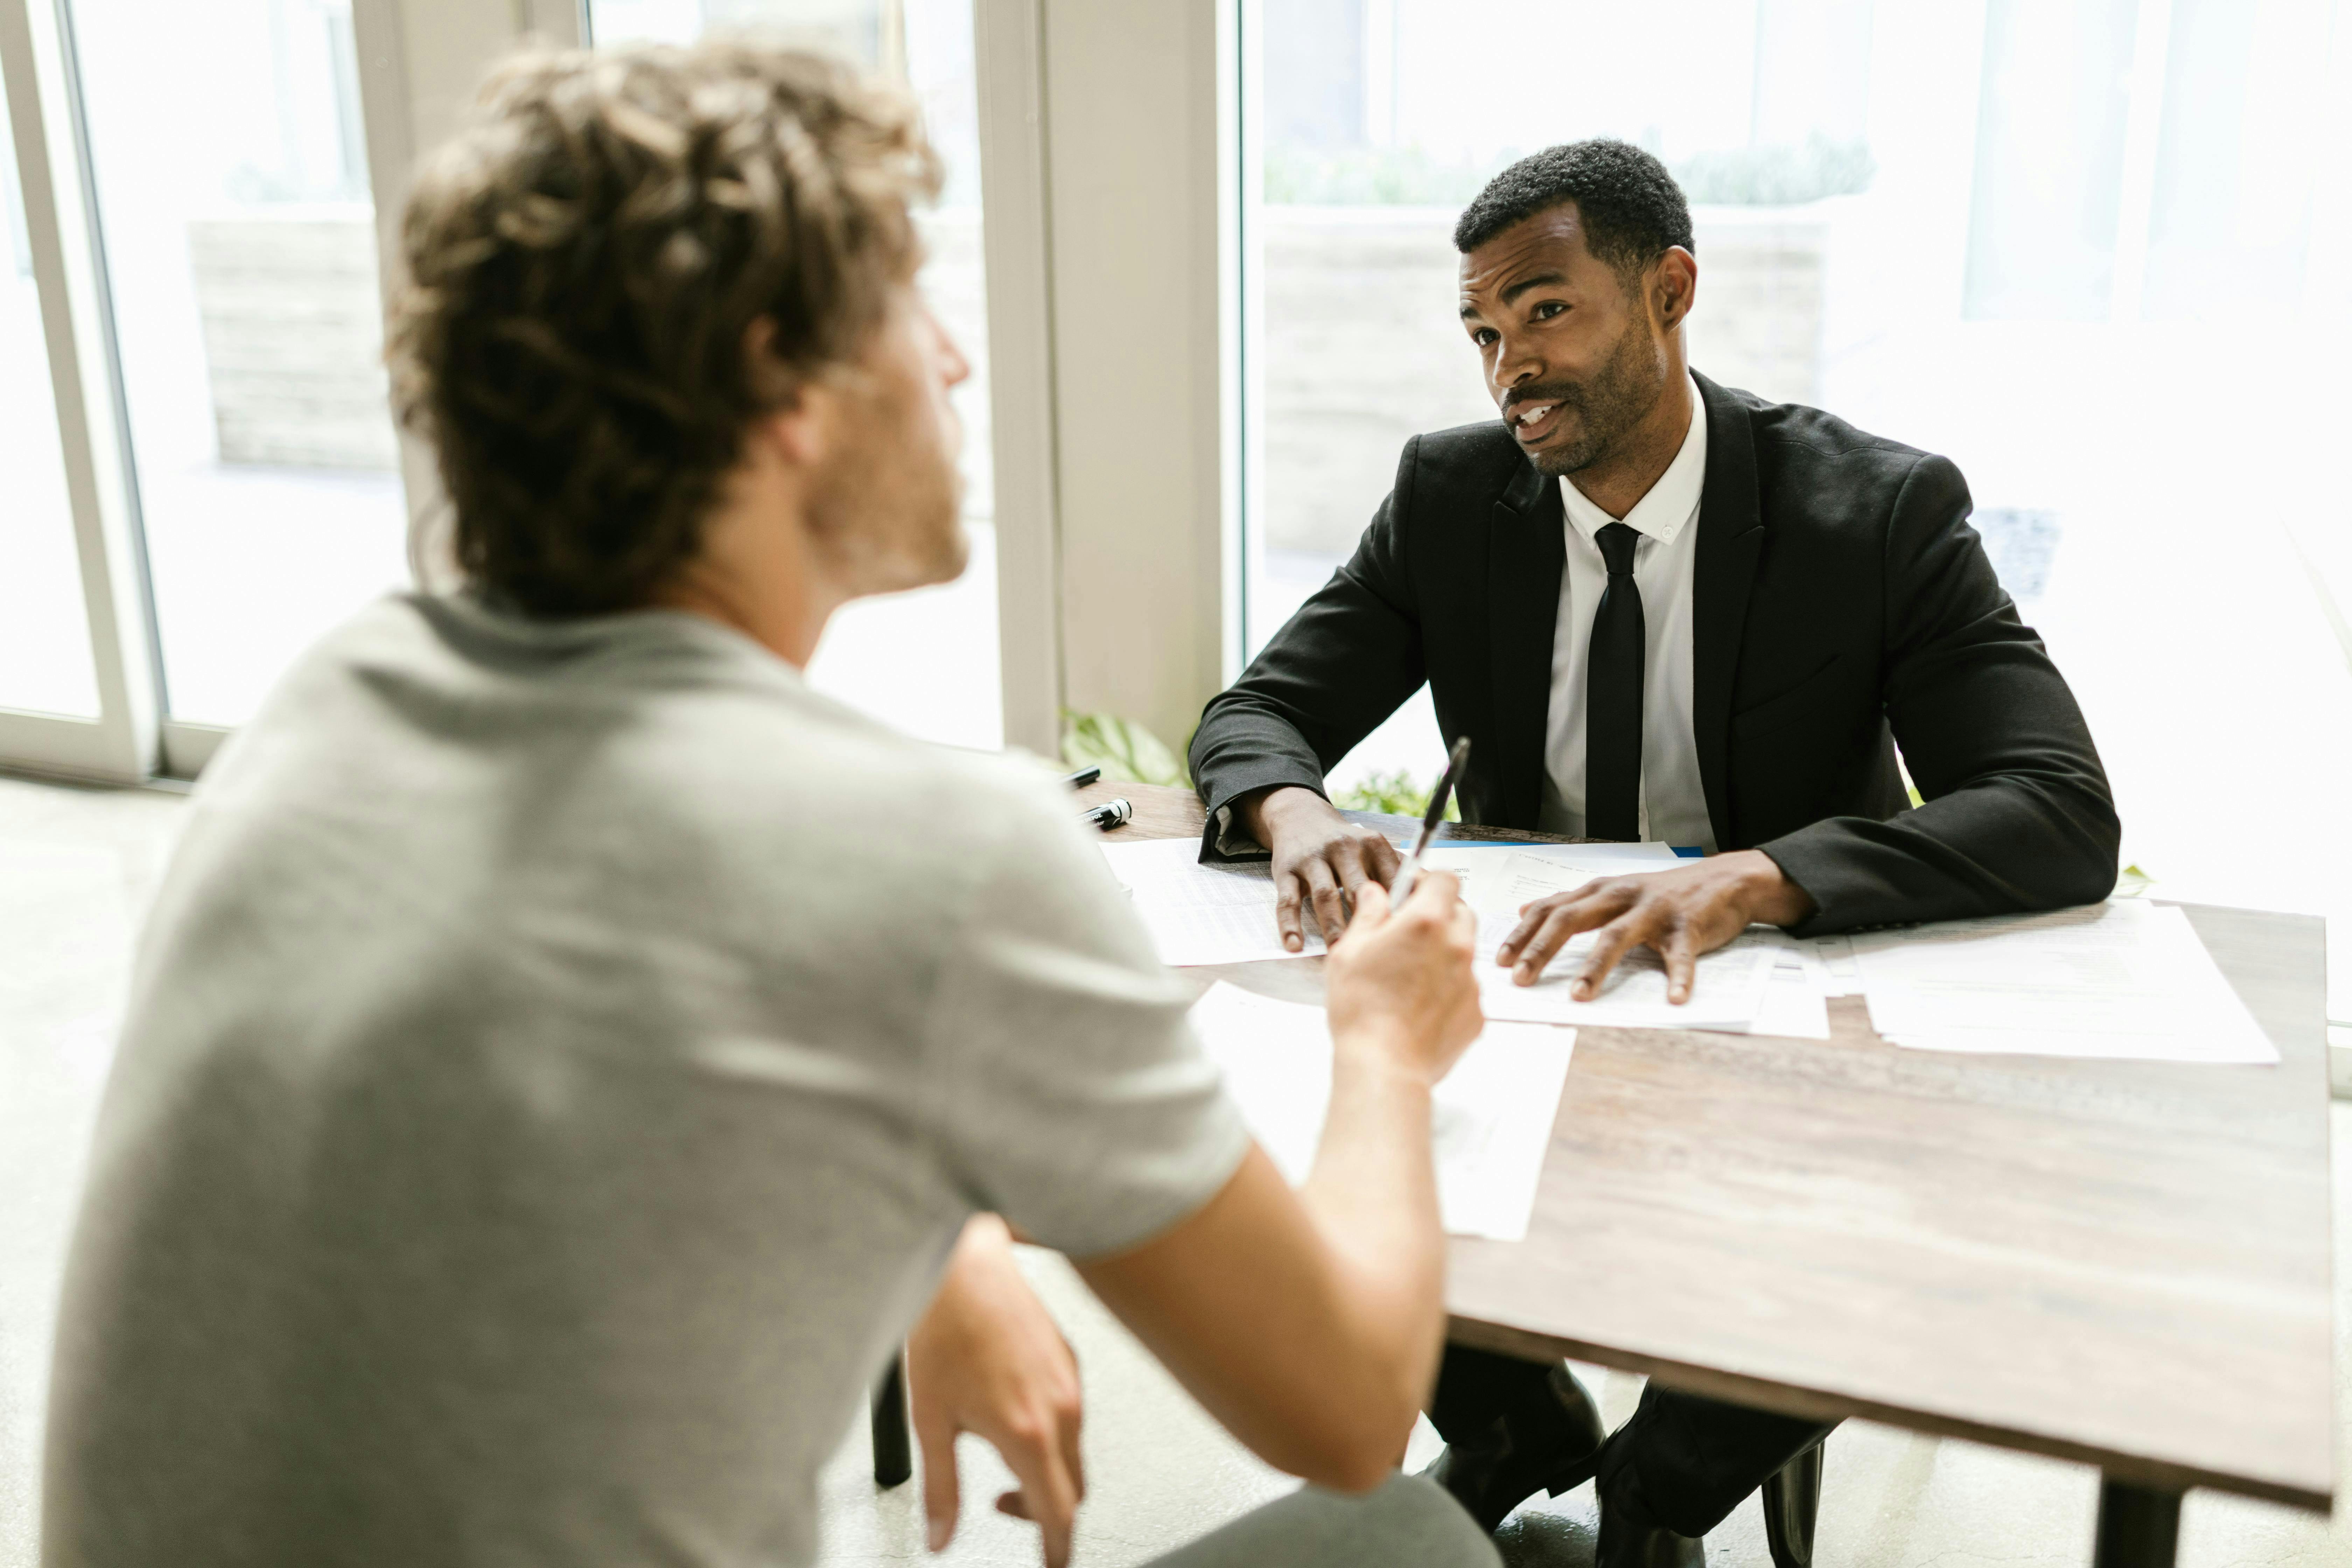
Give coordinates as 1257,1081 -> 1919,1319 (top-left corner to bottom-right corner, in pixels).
66,0 -> 407,763
587,0 -> 1003,751
0,0 -> 159,780
0,0 -> 407,781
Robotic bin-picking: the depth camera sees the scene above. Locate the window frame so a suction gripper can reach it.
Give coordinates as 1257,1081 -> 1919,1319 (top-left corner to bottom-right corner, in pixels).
0,0 -> 160,782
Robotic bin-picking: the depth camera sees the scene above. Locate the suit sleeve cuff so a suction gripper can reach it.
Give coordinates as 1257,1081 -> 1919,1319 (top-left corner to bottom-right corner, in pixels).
1196,766 -> 1330,863
1751,824 -> 1859,939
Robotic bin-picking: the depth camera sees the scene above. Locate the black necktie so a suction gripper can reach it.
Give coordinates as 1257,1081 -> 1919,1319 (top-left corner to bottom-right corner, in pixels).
1585,522 -> 1644,841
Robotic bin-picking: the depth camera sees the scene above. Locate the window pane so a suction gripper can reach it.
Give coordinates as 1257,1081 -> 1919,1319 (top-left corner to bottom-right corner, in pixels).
1250,0 -> 2352,910
588,0 -> 1001,750
0,66 -> 101,719
68,0 -> 407,727
1962,0 -> 2140,321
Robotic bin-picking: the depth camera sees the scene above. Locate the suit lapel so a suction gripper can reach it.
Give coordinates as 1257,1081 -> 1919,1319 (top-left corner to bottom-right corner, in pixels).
1487,454 -> 1563,830
1690,371 -> 1764,849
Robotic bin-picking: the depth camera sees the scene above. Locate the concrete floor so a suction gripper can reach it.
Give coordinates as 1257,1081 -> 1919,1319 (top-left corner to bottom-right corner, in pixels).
3,769 -> 2346,1567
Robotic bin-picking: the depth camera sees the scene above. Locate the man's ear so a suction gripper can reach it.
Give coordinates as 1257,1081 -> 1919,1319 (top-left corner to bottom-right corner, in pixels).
1652,246 -> 1698,332
751,393 -> 827,469
741,316 -> 830,469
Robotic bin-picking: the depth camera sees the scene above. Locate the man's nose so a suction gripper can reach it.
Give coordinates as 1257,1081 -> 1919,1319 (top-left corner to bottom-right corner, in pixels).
916,299 -> 972,388
935,319 -> 972,389
1493,331 -> 1541,388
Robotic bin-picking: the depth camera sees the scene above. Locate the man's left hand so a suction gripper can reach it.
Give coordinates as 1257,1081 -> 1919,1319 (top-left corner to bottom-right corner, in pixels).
1495,849 -> 1816,1003
906,1214 -> 1085,1567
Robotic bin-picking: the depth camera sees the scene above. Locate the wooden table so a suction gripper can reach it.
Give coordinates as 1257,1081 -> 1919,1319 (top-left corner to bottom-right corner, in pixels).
1079,780 -> 2334,1565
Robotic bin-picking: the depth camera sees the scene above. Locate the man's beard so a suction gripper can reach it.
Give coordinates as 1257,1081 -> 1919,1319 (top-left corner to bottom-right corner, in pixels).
1522,318 -> 1668,478
805,385 -> 968,596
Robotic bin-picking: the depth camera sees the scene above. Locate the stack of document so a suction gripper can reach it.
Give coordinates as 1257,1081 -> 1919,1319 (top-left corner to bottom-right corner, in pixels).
1741,938 -> 1834,1041
1810,934 -> 1860,997
1100,835 -> 1818,1041
1106,834 -> 2272,1065
1188,982 -> 1573,1241
1852,901 -> 2277,1063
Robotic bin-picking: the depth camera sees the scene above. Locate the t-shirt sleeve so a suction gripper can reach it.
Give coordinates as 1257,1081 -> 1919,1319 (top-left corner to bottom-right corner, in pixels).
922,785 -> 1251,1259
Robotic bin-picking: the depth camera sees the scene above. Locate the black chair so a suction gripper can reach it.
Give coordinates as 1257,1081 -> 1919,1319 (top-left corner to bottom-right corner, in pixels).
872,1351 -> 1825,1560
1761,1438 -> 1826,1567
871,1351 -> 912,1488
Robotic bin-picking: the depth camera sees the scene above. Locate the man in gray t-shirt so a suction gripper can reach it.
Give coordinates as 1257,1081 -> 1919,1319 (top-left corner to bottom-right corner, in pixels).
45,41 -> 1502,1568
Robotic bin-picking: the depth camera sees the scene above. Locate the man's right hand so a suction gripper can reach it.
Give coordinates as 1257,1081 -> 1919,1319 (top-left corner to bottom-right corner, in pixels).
1074,867 -> 1482,1496
1238,785 -> 1404,953
1324,869 -> 1483,1087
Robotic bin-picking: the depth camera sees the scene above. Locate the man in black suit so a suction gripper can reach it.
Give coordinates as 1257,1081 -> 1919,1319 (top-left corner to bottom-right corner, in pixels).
1188,141 -> 2119,1562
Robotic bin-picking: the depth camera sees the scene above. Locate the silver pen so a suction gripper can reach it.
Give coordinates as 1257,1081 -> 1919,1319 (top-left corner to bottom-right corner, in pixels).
1388,736 -> 1472,910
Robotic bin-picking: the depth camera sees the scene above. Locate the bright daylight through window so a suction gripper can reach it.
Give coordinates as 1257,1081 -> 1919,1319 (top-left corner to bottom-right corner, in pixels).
68,0 -> 405,729
42,0 -> 993,752
1248,0 -> 2352,915
589,0 -> 1002,751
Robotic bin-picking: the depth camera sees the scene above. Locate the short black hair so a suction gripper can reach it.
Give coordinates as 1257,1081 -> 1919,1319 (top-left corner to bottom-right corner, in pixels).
1452,139 -> 1694,278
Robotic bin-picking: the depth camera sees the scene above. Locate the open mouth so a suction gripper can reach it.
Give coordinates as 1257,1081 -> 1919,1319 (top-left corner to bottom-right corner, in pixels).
1509,400 -> 1566,443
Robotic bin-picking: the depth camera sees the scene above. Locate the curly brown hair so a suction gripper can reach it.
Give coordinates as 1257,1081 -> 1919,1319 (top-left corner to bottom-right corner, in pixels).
387,42 -> 941,616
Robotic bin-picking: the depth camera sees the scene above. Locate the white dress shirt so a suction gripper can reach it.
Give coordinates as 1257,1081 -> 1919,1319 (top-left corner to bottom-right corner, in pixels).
1538,374 -> 1716,849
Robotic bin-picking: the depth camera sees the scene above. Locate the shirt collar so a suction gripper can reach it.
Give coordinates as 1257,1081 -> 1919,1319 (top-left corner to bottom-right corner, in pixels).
1559,372 -> 1708,547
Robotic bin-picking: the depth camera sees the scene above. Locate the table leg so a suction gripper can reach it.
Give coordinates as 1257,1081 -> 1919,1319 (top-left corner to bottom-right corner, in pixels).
2092,1475 -> 2180,1567
871,1352 -> 913,1489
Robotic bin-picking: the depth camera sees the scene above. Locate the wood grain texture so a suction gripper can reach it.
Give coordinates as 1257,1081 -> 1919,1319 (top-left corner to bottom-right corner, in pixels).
1077,782 -> 2334,1509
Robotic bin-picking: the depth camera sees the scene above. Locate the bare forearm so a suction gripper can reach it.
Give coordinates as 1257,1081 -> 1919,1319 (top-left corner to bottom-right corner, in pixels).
1296,1041 -> 1448,1433
1303,1050 -> 1444,1312
1072,876 -> 1478,1494
1074,1056 -> 1452,1490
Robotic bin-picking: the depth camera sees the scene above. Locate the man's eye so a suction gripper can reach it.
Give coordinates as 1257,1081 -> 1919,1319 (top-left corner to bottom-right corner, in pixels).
1533,301 -> 1567,321
1472,328 -> 1497,346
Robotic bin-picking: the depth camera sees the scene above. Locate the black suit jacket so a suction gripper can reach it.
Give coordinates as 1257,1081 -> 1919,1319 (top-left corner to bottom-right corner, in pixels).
1189,373 -> 2120,934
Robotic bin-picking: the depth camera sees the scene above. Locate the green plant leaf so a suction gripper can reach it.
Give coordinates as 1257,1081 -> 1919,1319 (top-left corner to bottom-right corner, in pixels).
1333,770 -> 1460,822
1060,711 -> 1189,789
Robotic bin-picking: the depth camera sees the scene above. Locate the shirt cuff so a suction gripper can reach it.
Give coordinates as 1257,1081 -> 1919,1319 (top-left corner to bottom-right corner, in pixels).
1211,806 -> 1258,858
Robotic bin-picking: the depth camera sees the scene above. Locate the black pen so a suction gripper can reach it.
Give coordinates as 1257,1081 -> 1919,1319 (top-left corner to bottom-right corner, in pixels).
1062,765 -> 1102,790
1387,737 -> 1471,910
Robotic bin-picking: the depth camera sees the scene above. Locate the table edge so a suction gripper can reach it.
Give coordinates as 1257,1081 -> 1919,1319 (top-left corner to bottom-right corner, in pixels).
1444,1316 -> 2333,1512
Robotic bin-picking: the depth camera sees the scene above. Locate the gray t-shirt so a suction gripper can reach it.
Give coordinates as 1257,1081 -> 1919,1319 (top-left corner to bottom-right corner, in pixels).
43,594 -> 1248,1568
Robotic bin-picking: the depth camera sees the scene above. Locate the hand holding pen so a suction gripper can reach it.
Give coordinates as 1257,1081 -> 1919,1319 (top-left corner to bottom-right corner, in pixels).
1387,737 -> 1471,910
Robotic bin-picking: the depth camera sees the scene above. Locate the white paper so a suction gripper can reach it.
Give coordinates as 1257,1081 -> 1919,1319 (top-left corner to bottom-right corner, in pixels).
1420,838 -> 1678,884
1188,982 -> 1573,1241
1853,901 -> 2277,1063
1099,836 -> 1677,971
1098,839 -> 1323,965
1709,937 -> 1833,1040
1457,852 -> 1779,1031
1811,934 -> 1860,998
